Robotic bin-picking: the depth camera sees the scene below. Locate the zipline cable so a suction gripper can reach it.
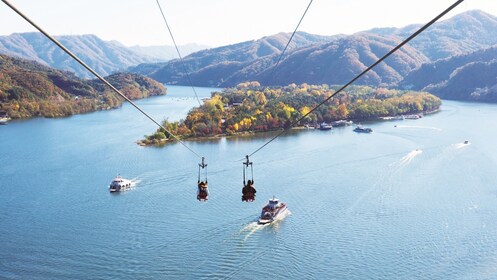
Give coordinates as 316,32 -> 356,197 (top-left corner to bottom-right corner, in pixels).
265,0 -> 314,86
247,0 -> 464,158
156,0 -> 203,106
1,0 -> 203,159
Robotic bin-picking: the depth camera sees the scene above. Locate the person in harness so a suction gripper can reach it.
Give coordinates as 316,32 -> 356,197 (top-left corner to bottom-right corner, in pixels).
242,156 -> 256,202
197,157 -> 209,201
242,179 -> 256,202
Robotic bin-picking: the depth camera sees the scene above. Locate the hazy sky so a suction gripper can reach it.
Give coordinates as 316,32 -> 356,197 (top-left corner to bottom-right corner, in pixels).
0,0 -> 495,47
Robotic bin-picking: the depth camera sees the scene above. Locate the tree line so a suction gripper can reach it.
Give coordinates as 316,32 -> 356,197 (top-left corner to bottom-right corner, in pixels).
142,82 -> 441,145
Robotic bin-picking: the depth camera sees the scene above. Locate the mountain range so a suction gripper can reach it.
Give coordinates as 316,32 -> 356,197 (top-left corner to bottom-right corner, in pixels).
127,10 -> 497,102
0,33 -> 204,78
1,10 -> 497,102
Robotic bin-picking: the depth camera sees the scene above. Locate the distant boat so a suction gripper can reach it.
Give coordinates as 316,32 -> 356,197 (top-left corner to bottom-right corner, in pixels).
258,197 -> 288,225
464,140 -> 469,144
353,125 -> 373,133
0,117 -> 10,125
109,175 -> 132,192
404,114 -> 422,120
331,120 -> 353,126
318,122 -> 333,130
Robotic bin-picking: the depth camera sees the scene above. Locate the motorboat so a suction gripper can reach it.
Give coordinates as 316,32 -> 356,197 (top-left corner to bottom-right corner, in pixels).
464,140 -> 469,144
318,122 -> 333,130
258,197 -> 288,225
109,175 -> 132,192
353,125 -> 373,133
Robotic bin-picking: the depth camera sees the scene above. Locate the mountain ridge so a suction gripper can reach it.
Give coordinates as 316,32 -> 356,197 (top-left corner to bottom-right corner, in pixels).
129,10 -> 497,90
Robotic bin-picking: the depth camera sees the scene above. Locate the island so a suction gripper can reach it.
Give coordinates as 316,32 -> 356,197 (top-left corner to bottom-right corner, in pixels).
140,81 -> 441,145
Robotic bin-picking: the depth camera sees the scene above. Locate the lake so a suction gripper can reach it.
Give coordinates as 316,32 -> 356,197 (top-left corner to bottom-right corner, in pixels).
1,85 -> 497,279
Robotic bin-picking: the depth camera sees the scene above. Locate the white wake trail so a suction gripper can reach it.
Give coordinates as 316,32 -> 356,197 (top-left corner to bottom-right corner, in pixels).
399,149 -> 423,167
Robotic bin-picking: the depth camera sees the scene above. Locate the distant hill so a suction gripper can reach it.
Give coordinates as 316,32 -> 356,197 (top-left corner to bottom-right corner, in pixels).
131,32 -> 338,83
130,10 -> 497,89
136,32 -> 427,88
0,33 -> 157,78
245,33 -> 428,87
398,46 -> 497,102
366,10 -> 497,61
128,43 -> 209,62
0,54 -> 166,119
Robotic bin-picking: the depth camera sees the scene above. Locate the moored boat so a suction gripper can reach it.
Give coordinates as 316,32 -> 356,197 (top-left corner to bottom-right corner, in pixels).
258,197 -> 288,224
318,122 -> 333,130
109,175 -> 133,192
331,120 -> 353,126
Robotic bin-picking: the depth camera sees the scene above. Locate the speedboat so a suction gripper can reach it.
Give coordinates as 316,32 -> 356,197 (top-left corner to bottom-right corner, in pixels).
464,140 -> 469,144
109,175 -> 132,192
258,197 -> 288,225
353,125 -> 373,133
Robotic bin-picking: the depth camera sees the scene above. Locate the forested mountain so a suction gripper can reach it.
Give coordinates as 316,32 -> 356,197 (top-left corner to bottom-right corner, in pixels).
247,34 -> 428,87
130,10 -> 497,90
398,46 -> 497,102
0,54 -> 166,119
366,10 -> 497,61
0,33 -> 156,78
138,33 -> 427,88
130,32 -> 338,83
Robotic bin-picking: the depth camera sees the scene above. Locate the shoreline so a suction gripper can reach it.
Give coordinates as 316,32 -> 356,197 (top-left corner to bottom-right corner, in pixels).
137,108 -> 441,147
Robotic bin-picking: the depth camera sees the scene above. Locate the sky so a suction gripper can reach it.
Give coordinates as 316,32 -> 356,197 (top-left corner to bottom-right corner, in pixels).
0,0 -> 495,48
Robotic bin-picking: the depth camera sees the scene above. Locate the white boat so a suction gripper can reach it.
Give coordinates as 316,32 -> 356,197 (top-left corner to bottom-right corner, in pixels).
331,120 -> 353,126
109,175 -> 132,192
258,197 -> 288,224
0,117 -> 10,125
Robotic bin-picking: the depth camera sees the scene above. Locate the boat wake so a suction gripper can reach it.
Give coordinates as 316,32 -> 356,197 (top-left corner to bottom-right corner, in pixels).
452,142 -> 470,150
394,149 -> 423,167
130,178 -> 141,187
394,125 -> 441,131
239,210 -> 291,241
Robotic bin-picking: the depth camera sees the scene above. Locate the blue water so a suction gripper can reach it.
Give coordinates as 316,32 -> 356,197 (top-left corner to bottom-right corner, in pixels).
2,86 -> 497,279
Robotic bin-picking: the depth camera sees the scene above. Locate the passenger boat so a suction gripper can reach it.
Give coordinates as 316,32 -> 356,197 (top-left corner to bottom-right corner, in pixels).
318,122 -> 333,130
109,175 -> 132,192
353,125 -> 373,133
258,197 -> 288,224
